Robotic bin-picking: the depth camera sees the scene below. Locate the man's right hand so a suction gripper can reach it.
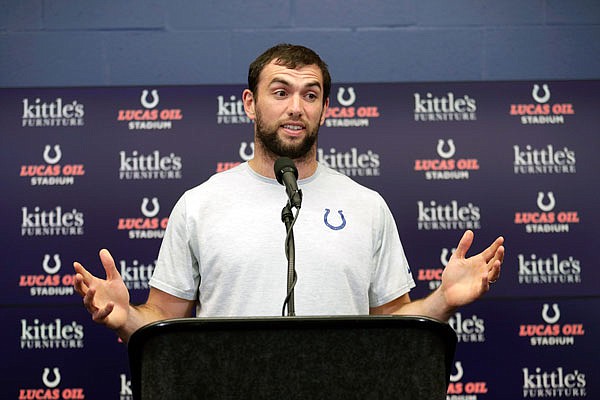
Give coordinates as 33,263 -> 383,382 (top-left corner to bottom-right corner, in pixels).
73,249 -> 130,331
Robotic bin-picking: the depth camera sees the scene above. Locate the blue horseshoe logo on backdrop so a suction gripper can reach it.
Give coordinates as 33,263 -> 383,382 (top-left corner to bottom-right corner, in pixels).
324,209 -> 346,230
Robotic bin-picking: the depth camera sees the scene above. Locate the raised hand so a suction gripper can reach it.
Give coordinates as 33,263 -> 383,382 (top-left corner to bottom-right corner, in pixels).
73,249 -> 130,330
440,230 -> 504,308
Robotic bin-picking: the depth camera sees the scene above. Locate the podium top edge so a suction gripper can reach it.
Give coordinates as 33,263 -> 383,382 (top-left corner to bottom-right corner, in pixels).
129,315 -> 454,345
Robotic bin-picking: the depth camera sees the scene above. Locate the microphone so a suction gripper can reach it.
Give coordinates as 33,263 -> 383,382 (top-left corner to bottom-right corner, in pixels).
274,157 -> 303,209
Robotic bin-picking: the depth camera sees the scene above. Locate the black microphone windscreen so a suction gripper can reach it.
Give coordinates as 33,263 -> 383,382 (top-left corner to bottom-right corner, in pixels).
274,157 -> 298,185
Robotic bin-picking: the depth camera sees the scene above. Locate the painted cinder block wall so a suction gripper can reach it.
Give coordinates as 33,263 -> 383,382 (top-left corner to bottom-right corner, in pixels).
1,0 -> 599,87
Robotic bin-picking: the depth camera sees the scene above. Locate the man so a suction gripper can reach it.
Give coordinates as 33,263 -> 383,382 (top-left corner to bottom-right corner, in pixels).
73,44 -> 504,343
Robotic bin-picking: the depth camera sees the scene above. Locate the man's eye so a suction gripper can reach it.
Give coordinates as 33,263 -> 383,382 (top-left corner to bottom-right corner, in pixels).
275,90 -> 287,97
306,93 -> 317,101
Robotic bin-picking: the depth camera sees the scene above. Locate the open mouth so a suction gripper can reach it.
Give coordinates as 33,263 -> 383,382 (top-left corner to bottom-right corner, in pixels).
281,123 -> 306,136
282,123 -> 305,130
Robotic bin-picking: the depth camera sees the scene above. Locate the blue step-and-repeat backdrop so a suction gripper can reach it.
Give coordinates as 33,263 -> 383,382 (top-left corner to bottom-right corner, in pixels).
1,80 -> 598,399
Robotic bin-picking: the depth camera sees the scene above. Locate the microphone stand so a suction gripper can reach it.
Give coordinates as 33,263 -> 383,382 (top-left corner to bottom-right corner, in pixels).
281,201 -> 298,316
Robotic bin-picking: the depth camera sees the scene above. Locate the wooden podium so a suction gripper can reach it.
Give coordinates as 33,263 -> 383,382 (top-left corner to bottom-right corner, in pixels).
128,315 -> 457,399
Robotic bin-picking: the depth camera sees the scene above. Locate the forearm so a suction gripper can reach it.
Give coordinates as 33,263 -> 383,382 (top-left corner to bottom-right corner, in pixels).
390,289 -> 457,322
116,303 -> 170,343
116,288 -> 197,343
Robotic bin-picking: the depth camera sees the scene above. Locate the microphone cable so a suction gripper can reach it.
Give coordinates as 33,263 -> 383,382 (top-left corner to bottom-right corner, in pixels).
281,204 -> 300,317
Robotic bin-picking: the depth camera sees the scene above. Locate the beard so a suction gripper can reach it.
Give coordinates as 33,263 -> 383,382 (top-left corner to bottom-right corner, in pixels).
254,108 -> 320,161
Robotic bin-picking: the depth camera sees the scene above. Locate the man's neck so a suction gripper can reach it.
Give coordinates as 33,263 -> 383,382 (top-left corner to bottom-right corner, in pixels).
248,150 -> 318,180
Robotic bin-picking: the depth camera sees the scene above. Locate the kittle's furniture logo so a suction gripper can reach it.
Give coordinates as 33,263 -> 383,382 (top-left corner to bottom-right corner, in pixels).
522,366 -> 586,398
216,94 -> 251,124
119,149 -> 183,180
513,144 -> 576,175
21,97 -> 85,127
417,200 -> 481,231
413,91 -> 477,122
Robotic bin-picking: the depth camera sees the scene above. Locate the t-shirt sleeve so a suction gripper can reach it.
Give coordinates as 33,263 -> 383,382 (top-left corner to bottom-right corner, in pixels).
149,193 -> 200,301
368,196 -> 416,307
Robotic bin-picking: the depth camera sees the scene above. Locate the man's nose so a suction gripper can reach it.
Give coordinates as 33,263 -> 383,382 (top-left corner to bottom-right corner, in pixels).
287,94 -> 302,117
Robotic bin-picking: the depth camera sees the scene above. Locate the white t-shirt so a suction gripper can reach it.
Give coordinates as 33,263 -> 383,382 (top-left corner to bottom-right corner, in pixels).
149,162 -> 415,317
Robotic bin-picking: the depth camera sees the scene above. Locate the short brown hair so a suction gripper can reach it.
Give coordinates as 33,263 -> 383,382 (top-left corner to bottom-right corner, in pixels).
248,43 -> 331,105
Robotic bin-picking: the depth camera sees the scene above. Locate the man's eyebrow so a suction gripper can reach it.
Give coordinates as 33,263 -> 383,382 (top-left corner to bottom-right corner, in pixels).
268,78 -> 291,87
268,78 -> 322,91
304,80 -> 323,91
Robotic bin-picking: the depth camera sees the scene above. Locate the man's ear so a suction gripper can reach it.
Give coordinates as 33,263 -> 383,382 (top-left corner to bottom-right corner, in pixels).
319,96 -> 330,126
242,89 -> 256,121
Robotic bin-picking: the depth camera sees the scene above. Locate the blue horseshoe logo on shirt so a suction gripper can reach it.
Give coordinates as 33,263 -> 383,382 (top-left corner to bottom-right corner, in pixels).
324,209 -> 346,230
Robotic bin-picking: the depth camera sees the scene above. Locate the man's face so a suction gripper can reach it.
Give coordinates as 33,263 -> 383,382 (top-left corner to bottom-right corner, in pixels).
245,60 -> 329,161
